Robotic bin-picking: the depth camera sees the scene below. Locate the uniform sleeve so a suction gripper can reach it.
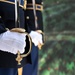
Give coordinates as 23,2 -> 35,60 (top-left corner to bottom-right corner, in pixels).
25,0 -> 43,33
0,16 -> 7,33
0,3 -> 7,34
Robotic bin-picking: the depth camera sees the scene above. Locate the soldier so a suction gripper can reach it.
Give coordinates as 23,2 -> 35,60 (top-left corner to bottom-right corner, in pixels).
23,0 -> 44,75
0,0 -> 43,75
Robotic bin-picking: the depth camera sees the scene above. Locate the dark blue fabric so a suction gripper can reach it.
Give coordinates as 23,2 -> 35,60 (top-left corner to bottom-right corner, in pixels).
0,68 -> 17,75
23,44 -> 38,75
0,18 -> 7,33
0,0 -> 42,74
0,1 -> 30,68
0,44 -> 38,75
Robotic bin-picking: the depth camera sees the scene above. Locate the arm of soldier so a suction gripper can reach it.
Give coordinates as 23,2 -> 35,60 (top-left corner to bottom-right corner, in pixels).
25,0 -> 44,49
0,17 -> 26,54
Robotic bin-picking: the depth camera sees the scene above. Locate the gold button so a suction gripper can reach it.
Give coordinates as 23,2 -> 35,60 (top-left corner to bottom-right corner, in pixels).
41,2 -> 43,4
26,16 -> 29,19
0,16 -> 1,18
35,16 -> 37,20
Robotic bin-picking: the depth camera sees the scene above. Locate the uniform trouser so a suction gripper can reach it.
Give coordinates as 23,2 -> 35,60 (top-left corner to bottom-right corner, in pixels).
0,44 -> 38,75
23,44 -> 38,75
0,68 -> 17,75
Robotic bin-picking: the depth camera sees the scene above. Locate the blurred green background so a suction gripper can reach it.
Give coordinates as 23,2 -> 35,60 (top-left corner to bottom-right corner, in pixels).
39,0 -> 75,75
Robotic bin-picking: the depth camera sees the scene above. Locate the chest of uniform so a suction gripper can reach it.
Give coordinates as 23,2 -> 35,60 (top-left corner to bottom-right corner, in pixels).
0,2 -> 24,19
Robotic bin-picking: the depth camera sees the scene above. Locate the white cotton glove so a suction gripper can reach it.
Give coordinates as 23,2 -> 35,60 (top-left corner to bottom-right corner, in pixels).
29,31 -> 43,46
0,31 -> 26,54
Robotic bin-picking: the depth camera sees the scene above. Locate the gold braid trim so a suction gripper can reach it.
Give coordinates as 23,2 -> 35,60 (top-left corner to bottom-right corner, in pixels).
23,0 -> 27,10
26,3 -> 43,11
0,0 -> 26,9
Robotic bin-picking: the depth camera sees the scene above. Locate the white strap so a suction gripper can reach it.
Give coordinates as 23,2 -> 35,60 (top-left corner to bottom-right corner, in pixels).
32,0 -> 38,29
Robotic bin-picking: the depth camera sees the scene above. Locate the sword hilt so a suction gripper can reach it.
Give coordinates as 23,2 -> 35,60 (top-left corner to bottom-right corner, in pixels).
15,0 -> 32,65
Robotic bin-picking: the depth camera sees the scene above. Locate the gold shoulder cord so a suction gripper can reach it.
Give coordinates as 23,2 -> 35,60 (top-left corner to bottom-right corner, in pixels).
23,0 -> 27,9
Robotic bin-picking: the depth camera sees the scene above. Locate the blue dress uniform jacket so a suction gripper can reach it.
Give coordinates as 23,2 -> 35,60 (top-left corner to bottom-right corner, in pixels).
0,0 -> 32,68
0,0 -> 43,75
26,0 -> 43,31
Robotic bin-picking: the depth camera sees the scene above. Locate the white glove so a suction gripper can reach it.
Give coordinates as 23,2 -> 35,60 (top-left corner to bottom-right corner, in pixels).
0,31 -> 26,54
29,31 -> 43,46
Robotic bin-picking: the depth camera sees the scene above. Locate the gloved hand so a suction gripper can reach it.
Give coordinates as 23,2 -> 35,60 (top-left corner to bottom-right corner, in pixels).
0,31 -> 26,54
29,31 -> 43,49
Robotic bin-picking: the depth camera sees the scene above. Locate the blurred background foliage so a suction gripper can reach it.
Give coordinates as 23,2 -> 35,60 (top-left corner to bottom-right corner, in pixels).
39,0 -> 75,75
